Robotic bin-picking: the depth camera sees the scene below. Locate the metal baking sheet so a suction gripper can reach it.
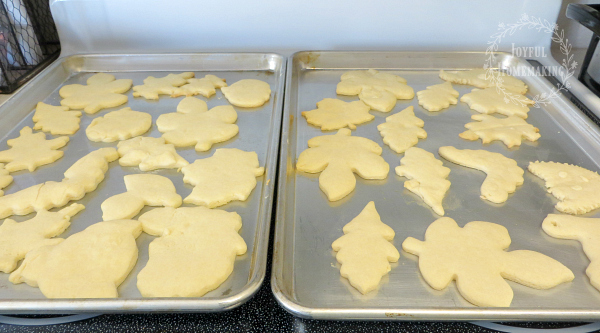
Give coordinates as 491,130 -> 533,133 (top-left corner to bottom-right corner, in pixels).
271,51 -> 600,321
0,53 -> 285,313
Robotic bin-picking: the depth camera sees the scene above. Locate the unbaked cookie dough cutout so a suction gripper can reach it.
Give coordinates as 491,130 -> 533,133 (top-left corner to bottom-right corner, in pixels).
460,114 -> 540,148
182,148 -> 264,208
0,203 -> 84,273
157,97 -> 238,152
32,102 -> 82,135
0,147 -> 118,219
117,136 -> 188,171
86,108 -> 152,142
221,79 -> 271,108
137,206 -> 247,297
439,68 -> 528,94
377,106 -> 427,154
296,128 -> 389,201
301,98 -> 373,131
395,147 -> 450,216
337,69 -> 415,102
101,174 -> 182,221
132,72 -> 194,100
402,217 -> 573,307
439,146 -> 523,204
0,164 -> 12,196
416,82 -> 459,112
173,74 -> 227,98
332,201 -> 400,294
529,161 -> 600,215
461,87 -> 535,119
59,73 -> 132,114
0,126 -> 69,172
9,219 -> 142,299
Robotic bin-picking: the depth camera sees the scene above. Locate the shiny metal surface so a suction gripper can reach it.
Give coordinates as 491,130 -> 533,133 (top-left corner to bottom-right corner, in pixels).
272,51 -> 600,320
0,53 -> 285,313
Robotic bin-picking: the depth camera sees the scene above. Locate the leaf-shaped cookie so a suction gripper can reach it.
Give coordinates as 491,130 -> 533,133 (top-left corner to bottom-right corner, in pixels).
296,128 -> 389,201
337,69 -> 415,101
86,108 -> 152,142
181,148 -> 264,208
59,73 -> 132,114
221,79 -> 271,108
416,82 -> 459,112
377,106 -> 427,154
439,146 -> 523,203
101,174 -> 182,221
172,74 -> 227,98
32,102 -> 82,135
301,98 -> 373,131
137,206 -> 247,297
332,201 -> 399,294
403,217 -> 574,307
0,164 -> 13,196
117,136 -> 188,171
0,203 -> 84,273
0,126 -> 69,172
9,219 -> 142,298
395,147 -> 450,215
439,69 -> 528,94
156,97 -> 238,151
461,87 -> 535,119
528,161 -> 600,214
132,72 -> 195,100
460,114 -> 540,148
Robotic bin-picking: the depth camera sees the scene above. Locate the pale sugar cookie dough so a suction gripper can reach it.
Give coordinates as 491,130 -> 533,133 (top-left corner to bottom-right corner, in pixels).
416,82 -> 459,112
86,108 -> 152,142
301,98 -> 373,131
377,106 -> 427,154
59,73 -> 132,114
32,102 -> 82,135
132,72 -> 195,100
0,164 -> 13,196
461,87 -> 535,119
117,136 -> 188,171
0,126 -> 69,172
173,74 -> 227,98
337,69 -> 414,101
460,114 -> 540,148
358,87 -> 397,112
439,68 -> 528,94
221,79 -> 271,108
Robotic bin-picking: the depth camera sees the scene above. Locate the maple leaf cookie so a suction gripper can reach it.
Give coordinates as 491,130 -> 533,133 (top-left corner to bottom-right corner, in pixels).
0,126 -> 69,172
32,102 -> 82,135
132,72 -> 194,100
460,114 -> 540,148
461,87 -> 535,119
416,82 -> 459,112
439,68 -> 528,94
377,106 -> 427,154
301,98 -> 373,131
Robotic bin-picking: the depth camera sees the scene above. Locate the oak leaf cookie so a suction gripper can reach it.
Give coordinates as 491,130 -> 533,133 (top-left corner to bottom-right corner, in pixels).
85,108 -> 152,142
59,73 -> 132,114
439,69 -> 528,94
0,164 -> 12,196
0,148 -> 118,219
9,219 -> 142,298
137,206 -> 246,297
32,102 -> 82,135
296,128 -> 389,201
182,148 -> 264,208
332,201 -> 399,294
172,74 -> 227,98
395,147 -> 450,216
157,97 -> 238,151
402,217 -> 574,307
439,146 -> 523,204
416,82 -> 459,112
0,203 -> 84,273
460,114 -> 540,148
337,69 -> 415,101
101,174 -> 182,221
117,136 -> 188,171
221,79 -> 271,108
301,98 -> 373,131
0,126 -> 69,172
377,106 -> 427,154
461,87 -> 535,119
528,161 -> 600,214
358,87 -> 397,112
132,72 -> 194,100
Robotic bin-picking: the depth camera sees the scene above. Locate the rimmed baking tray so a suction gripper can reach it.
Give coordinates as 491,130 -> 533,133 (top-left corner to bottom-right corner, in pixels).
271,51 -> 600,321
0,53 -> 285,313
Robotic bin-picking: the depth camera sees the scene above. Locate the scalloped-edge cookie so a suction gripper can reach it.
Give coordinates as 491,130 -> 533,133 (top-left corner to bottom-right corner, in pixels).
221,79 -> 271,108
132,72 -> 195,100
32,102 -> 82,136
439,69 -> 528,94
460,114 -> 540,148
59,73 -> 132,114
377,106 -> 427,154
0,126 -> 69,173
461,87 -> 535,119
117,136 -> 188,171
86,108 -> 152,143
301,98 -> 373,131
416,82 -> 459,112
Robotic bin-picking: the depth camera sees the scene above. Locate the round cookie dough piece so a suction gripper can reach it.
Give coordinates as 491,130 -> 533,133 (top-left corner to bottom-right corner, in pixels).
221,79 -> 271,108
86,108 -> 152,143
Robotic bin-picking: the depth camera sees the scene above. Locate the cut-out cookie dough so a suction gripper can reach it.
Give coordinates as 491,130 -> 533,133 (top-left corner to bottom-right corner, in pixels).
543,214 -> 600,291
0,147 -> 118,219
332,201 -> 400,294
59,73 -> 132,114
117,136 -> 188,171
85,108 -> 152,142
416,82 -> 459,112
395,147 -> 450,216
32,102 -> 82,135
221,79 -> 271,108
137,206 -> 246,297
528,161 -> 600,214
403,217 -> 574,307
172,74 -> 227,98
358,87 -> 397,112
296,128 -> 389,201
10,219 -> 141,299
0,126 -> 69,172
439,146 -> 523,204
101,174 -> 182,221
157,97 -> 238,152
460,114 -> 540,148
182,148 -> 264,208
461,87 -> 535,119
337,69 -> 415,101
0,203 -> 84,273
439,69 -> 528,94
132,72 -> 194,100
301,98 -> 373,131
377,106 -> 427,154
0,164 -> 13,196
